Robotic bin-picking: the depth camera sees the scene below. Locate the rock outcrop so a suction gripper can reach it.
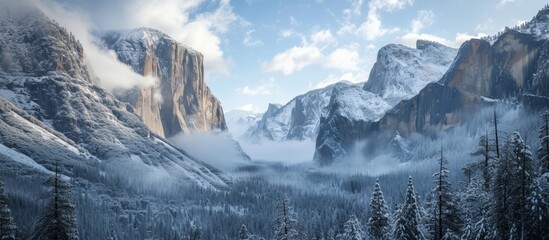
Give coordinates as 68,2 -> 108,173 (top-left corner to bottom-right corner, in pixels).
102,28 -> 227,138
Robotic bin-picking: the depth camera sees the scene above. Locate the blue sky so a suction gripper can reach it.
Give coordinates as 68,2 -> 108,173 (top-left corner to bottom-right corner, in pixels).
53,0 -> 546,113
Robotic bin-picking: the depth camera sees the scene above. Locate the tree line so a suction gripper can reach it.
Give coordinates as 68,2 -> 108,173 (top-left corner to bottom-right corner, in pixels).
236,111 -> 549,240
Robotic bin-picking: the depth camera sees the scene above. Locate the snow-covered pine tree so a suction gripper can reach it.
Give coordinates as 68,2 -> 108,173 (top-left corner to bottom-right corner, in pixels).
428,148 -> 463,240
273,194 -> 298,240
392,176 -> 423,240
526,178 -> 549,239
367,179 -> 390,240
239,224 -> 250,240
0,181 -> 16,240
539,110 -> 549,174
31,165 -> 79,240
469,132 -> 493,190
509,131 -> 534,239
337,214 -> 363,240
492,132 -> 535,240
461,179 -> 488,227
491,137 -> 514,240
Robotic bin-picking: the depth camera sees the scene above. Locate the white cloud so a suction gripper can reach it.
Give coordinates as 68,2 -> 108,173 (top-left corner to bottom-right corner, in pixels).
343,0 -> 365,18
37,0 -> 156,91
497,0 -> 515,9
311,29 -> 335,45
261,46 -> 323,75
325,48 -> 360,71
237,78 -> 278,96
243,29 -> 264,46
356,0 -> 412,40
410,10 -> 434,33
235,104 -> 261,112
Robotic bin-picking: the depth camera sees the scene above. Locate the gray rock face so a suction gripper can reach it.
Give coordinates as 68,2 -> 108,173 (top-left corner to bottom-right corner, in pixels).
314,8 -> 549,165
101,28 -> 227,138
314,41 -> 457,164
0,7 -> 228,189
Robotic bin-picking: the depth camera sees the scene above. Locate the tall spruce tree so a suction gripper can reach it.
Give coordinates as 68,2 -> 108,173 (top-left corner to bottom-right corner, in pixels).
539,110 -> 549,174
31,165 -> 79,240
492,132 -> 534,240
526,178 -> 549,239
428,148 -> 462,239
492,137 -> 514,240
469,132 -> 493,190
273,194 -> 298,240
509,131 -> 534,239
367,179 -> 390,240
392,176 -> 423,240
0,181 -> 16,240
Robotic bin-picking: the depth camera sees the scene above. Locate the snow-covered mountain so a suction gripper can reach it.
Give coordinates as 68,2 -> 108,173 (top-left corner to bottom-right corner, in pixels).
101,28 -> 227,138
314,6 -> 549,165
224,109 -> 262,138
363,40 -> 458,105
314,41 -> 458,164
0,6 -> 229,187
245,82 -> 343,141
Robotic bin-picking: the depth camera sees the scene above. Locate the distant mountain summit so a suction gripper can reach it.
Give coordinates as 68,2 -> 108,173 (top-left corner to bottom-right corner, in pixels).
101,28 -> 227,138
363,40 -> 458,105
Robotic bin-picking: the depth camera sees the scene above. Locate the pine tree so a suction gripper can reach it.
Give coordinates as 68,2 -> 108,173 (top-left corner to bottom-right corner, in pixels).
0,181 -> 16,240
428,148 -> 463,240
239,224 -> 250,240
469,132 -> 493,190
31,165 -> 79,240
367,179 -> 390,240
491,138 -> 513,240
492,132 -> 535,240
273,194 -> 298,240
492,111 -> 501,160
509,131 -> 534,239
392,176 -> 423,240
539,110 -> 549,174
337,214 -> 363,240
526,178 -> 549,239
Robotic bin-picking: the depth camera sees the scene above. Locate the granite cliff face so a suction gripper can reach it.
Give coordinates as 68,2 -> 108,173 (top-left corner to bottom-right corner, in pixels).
314,7 -> 549,165
102,28 -> 227,138
314,41 -> 457,165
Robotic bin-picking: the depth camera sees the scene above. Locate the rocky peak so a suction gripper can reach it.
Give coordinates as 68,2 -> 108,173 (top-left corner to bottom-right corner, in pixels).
363,40 -> 457,105
102,28 -> 227,138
